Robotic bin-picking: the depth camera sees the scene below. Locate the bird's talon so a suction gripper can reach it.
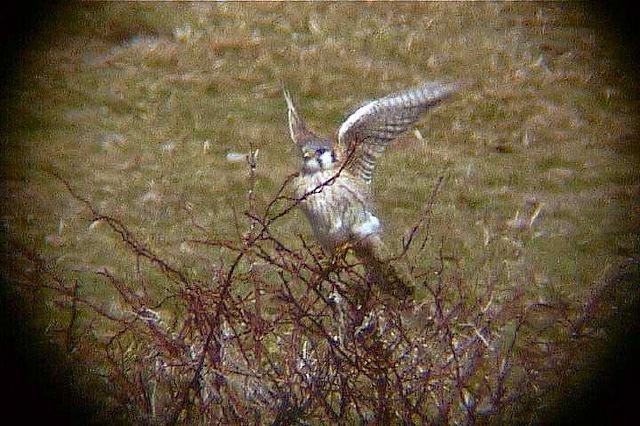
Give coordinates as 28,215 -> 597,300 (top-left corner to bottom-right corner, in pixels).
331,242 -> 353,265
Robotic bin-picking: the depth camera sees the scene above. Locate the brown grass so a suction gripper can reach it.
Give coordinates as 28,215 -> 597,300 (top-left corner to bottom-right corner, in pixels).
1,2 -> 639,424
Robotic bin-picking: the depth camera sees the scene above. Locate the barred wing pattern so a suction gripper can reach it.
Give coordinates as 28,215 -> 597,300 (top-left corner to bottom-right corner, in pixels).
284,88 -> 317,149
337,81 -> 459,184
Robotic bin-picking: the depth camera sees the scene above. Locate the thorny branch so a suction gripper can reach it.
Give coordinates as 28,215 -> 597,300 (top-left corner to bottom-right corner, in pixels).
4,160 -> 620,425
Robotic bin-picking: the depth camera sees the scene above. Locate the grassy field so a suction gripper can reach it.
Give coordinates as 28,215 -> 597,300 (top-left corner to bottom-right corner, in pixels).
2,2 -> 639,424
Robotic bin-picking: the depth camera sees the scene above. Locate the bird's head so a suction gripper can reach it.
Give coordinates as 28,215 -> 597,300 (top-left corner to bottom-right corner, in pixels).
300,141 -> 337,173
283,87 -> 338,173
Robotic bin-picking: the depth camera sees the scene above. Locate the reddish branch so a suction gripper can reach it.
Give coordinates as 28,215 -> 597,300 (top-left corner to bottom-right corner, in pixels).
3,165 -> 605,424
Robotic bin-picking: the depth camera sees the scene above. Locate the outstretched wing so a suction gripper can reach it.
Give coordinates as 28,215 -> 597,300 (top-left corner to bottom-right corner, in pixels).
337,81 -> 459,184
283,87 -> 321,150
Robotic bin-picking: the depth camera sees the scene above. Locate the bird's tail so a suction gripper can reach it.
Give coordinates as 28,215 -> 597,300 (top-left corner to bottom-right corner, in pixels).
354,235 -> 415,300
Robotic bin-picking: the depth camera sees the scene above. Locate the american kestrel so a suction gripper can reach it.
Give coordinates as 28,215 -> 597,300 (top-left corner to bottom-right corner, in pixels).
284,81 -> 459,299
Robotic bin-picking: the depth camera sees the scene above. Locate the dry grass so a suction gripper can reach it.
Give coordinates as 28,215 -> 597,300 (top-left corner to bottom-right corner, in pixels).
1,2 -> 639,424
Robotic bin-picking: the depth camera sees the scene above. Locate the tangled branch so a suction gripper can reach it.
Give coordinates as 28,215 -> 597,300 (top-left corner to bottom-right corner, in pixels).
6,160 -> 616,425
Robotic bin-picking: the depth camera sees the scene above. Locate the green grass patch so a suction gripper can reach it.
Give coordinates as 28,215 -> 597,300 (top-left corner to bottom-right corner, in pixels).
1,2 -> 638,424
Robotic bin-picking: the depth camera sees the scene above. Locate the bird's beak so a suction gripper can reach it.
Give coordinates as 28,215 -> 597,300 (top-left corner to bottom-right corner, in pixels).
302,149 -> 314,159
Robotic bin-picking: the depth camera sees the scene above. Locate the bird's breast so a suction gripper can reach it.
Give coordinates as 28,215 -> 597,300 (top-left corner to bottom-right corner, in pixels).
294,170 -> 374,250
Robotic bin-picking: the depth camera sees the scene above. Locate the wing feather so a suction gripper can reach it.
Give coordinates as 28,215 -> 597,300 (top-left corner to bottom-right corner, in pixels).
284,87 -> 321,149
337,81 -> 459,184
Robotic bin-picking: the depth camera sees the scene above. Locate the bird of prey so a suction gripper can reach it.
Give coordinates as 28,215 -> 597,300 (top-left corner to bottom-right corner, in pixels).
284,81 -> 458,299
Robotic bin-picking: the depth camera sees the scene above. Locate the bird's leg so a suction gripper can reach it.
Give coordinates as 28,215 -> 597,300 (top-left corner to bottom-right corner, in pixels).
354,235 -> 418,301
315,242 -> 354,282
331,241 -> 354,266
316,242 -> 372,304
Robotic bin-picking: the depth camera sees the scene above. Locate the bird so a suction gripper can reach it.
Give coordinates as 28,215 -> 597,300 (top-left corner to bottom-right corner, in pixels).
284,81 -> 459,299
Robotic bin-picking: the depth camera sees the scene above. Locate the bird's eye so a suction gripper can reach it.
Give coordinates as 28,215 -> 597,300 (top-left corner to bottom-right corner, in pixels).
315,148 -> 325,155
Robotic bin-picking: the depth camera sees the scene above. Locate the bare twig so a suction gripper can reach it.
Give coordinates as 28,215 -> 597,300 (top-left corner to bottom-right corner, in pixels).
4,166 -> 591,424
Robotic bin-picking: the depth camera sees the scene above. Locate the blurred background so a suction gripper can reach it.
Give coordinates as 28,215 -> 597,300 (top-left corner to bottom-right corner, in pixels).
1,2 -> 638,424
